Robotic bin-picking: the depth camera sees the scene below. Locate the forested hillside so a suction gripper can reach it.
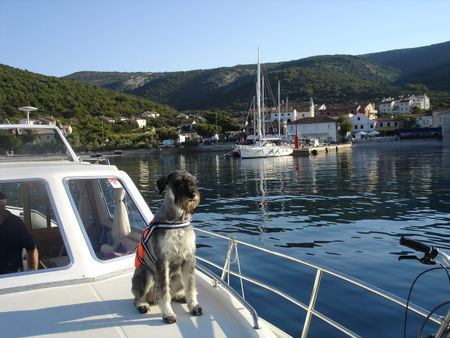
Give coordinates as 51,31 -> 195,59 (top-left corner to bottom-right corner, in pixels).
0,64 -> 177,123
66,41 -> 450,111
362,41 -> 450,92
67,55 -> 403,111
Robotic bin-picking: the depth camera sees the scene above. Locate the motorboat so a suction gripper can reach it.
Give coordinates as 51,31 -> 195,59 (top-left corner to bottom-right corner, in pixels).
0,124 -> 445,337
0,124 -> 281,337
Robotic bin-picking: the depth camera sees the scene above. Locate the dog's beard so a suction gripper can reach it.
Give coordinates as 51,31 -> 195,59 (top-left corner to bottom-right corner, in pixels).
179,191 -> 200,215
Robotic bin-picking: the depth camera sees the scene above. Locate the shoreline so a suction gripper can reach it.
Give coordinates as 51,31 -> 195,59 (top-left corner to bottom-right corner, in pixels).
82,138 -> 444,158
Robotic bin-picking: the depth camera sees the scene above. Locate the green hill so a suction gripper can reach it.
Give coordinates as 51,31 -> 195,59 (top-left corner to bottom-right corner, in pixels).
67,55 -> 402,111
0,64 -> 177,122
361,41 -> 450,92
65,41 -> 450,111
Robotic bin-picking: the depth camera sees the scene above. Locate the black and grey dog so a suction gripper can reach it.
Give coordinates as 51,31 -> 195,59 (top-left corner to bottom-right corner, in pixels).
131,170 -> 202,324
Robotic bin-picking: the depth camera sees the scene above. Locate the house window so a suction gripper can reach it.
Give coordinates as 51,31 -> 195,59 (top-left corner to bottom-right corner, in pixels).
394,122 -> 398,127
360,125 -> 364,129
357,117 -> 360,121
370,125 -> 373,128
387,122 -> 391,127
380,122 -> 383,127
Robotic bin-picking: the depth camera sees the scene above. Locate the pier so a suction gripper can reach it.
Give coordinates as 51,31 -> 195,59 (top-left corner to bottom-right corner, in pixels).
293,143 -> 352,155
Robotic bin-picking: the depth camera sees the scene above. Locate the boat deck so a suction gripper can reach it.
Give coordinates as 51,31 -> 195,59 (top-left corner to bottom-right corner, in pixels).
0,270 -> 276,338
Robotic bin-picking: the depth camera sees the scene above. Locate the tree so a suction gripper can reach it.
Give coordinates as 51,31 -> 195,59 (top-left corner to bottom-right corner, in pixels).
156,127 -> 178,141
203,112 -> 239,133
195,123 -> 221,139
0,133 -> 22,153
337,115 -> 353,139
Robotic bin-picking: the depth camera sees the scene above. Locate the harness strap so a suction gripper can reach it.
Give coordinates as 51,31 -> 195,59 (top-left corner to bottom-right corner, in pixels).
135,221 -> 191,269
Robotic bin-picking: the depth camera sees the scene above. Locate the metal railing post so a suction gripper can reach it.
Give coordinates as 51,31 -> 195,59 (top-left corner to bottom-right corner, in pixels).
301,269 -> 323,338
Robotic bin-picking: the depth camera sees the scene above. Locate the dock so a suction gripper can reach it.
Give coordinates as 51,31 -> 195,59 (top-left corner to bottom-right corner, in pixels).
293,143 -> 352,155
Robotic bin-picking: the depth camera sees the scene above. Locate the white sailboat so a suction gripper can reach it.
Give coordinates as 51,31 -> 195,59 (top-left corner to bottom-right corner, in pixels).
236,50 -> 293,159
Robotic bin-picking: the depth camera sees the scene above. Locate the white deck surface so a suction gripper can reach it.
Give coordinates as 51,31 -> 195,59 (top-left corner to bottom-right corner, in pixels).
0,271 -> 276,338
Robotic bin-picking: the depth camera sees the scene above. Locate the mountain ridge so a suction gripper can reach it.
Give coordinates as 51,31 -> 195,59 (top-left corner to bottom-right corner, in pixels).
64,41 -> 450,111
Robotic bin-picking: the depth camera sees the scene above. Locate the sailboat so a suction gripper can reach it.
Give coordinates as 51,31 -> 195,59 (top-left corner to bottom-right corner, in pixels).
235,50 -> 293,159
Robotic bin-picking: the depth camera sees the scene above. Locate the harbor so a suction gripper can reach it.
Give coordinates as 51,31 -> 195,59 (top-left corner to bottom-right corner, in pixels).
293,142 -> 352,155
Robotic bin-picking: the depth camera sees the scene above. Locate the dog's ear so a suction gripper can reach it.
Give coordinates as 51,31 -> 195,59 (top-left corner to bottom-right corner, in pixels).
157,175 -> 168,194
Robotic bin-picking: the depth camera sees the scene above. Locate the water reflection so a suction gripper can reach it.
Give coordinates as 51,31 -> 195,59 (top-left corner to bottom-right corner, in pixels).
109,144 -> 450,336
110,144 -> 450,266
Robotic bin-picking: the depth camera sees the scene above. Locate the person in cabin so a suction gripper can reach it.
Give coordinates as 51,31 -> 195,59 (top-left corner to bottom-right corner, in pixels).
0,191 -> 39,274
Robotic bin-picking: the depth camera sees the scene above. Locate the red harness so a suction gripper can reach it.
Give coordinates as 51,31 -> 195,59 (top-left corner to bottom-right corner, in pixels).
135,221 -> 191,268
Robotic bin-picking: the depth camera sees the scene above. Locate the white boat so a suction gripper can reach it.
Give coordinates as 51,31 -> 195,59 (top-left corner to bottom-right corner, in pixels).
236,51 -> 293,159
0,124 -> 282,338
236,141 -> 293,159
0,124 -> 446,337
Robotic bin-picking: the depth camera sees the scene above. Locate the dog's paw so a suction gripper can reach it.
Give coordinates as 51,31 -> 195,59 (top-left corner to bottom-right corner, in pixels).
136,303 -> 151,314
172,295 -> 187,303
163,314 -> 177,324
191,305 -> 203,316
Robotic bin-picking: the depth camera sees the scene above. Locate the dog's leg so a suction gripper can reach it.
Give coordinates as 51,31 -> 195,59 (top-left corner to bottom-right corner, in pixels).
156,260 -> 177,323
181,257 -> 202,316
131,267 -> 154,314
170,269 -> 187,303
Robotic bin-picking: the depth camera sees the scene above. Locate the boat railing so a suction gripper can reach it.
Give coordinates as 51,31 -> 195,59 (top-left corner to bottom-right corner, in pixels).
79,155 -> 111,165
194,228 -> 441,337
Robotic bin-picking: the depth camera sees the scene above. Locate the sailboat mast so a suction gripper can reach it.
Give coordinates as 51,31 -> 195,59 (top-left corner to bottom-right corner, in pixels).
262,74 -> 265,139
256,49 -> 262,142
278,81 -> 281,139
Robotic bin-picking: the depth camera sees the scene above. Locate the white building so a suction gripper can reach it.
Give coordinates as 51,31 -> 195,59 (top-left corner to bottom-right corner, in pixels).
142,111 -> 160,118
269,97 -> 315,122
288,116 -> 337,142
412,114 -> 433,128
350,113 -> 376,134
379,94 -> 430,114
130,117 -> 147,129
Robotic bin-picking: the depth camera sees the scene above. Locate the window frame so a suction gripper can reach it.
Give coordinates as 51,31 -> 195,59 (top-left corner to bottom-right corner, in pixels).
0,178 -> 73,277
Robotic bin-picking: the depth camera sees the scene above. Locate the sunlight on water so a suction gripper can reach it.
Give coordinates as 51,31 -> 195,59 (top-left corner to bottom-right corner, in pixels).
111,143 -> 450,337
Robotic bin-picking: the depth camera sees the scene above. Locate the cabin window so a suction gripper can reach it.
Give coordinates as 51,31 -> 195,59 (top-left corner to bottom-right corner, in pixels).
0,180 -> 69,276
67,178 -> 146,261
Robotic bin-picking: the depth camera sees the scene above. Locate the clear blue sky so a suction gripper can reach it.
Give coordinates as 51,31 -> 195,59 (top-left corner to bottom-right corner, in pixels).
1,0 -> 449,77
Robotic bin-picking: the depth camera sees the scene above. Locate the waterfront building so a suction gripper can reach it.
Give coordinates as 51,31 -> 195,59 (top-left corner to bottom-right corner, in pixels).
431,107 -> 449,128
350,113 -> 376,134
376,115 -> 402,134
287,116 -> 337,142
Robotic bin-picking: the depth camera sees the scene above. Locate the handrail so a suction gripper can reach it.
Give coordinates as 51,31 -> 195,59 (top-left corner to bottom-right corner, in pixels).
79,156 -> 110,165
194,228 -> 441,336
196,264 -> 261,329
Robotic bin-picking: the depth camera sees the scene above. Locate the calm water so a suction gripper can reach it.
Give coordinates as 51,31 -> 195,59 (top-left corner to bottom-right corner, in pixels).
110,142 -> 450,337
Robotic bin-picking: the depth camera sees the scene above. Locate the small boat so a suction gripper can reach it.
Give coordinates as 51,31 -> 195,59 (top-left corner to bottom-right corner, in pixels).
235,51 -> 293,159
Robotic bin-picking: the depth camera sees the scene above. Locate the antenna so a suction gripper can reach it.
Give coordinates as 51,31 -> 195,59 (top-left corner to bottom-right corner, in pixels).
18,106 -> 38,125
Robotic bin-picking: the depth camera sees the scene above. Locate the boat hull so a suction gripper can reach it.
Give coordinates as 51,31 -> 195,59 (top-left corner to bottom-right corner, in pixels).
238,145 -> 293,159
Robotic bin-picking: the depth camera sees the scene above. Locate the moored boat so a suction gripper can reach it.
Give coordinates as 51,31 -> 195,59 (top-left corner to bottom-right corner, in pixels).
235,51 -> 293,159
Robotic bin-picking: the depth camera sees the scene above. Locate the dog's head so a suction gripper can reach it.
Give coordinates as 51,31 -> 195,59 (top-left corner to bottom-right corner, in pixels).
157,170 -> 200,215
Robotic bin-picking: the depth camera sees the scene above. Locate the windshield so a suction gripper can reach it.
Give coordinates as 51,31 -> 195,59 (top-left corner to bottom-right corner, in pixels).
0,126 -> 73,162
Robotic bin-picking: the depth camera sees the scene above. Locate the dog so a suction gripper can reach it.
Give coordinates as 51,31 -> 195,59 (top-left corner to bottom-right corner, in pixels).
131,170 -> 202,324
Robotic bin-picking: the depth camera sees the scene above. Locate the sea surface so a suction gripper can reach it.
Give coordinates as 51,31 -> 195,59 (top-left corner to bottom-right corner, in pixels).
110,141 -> 450,337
